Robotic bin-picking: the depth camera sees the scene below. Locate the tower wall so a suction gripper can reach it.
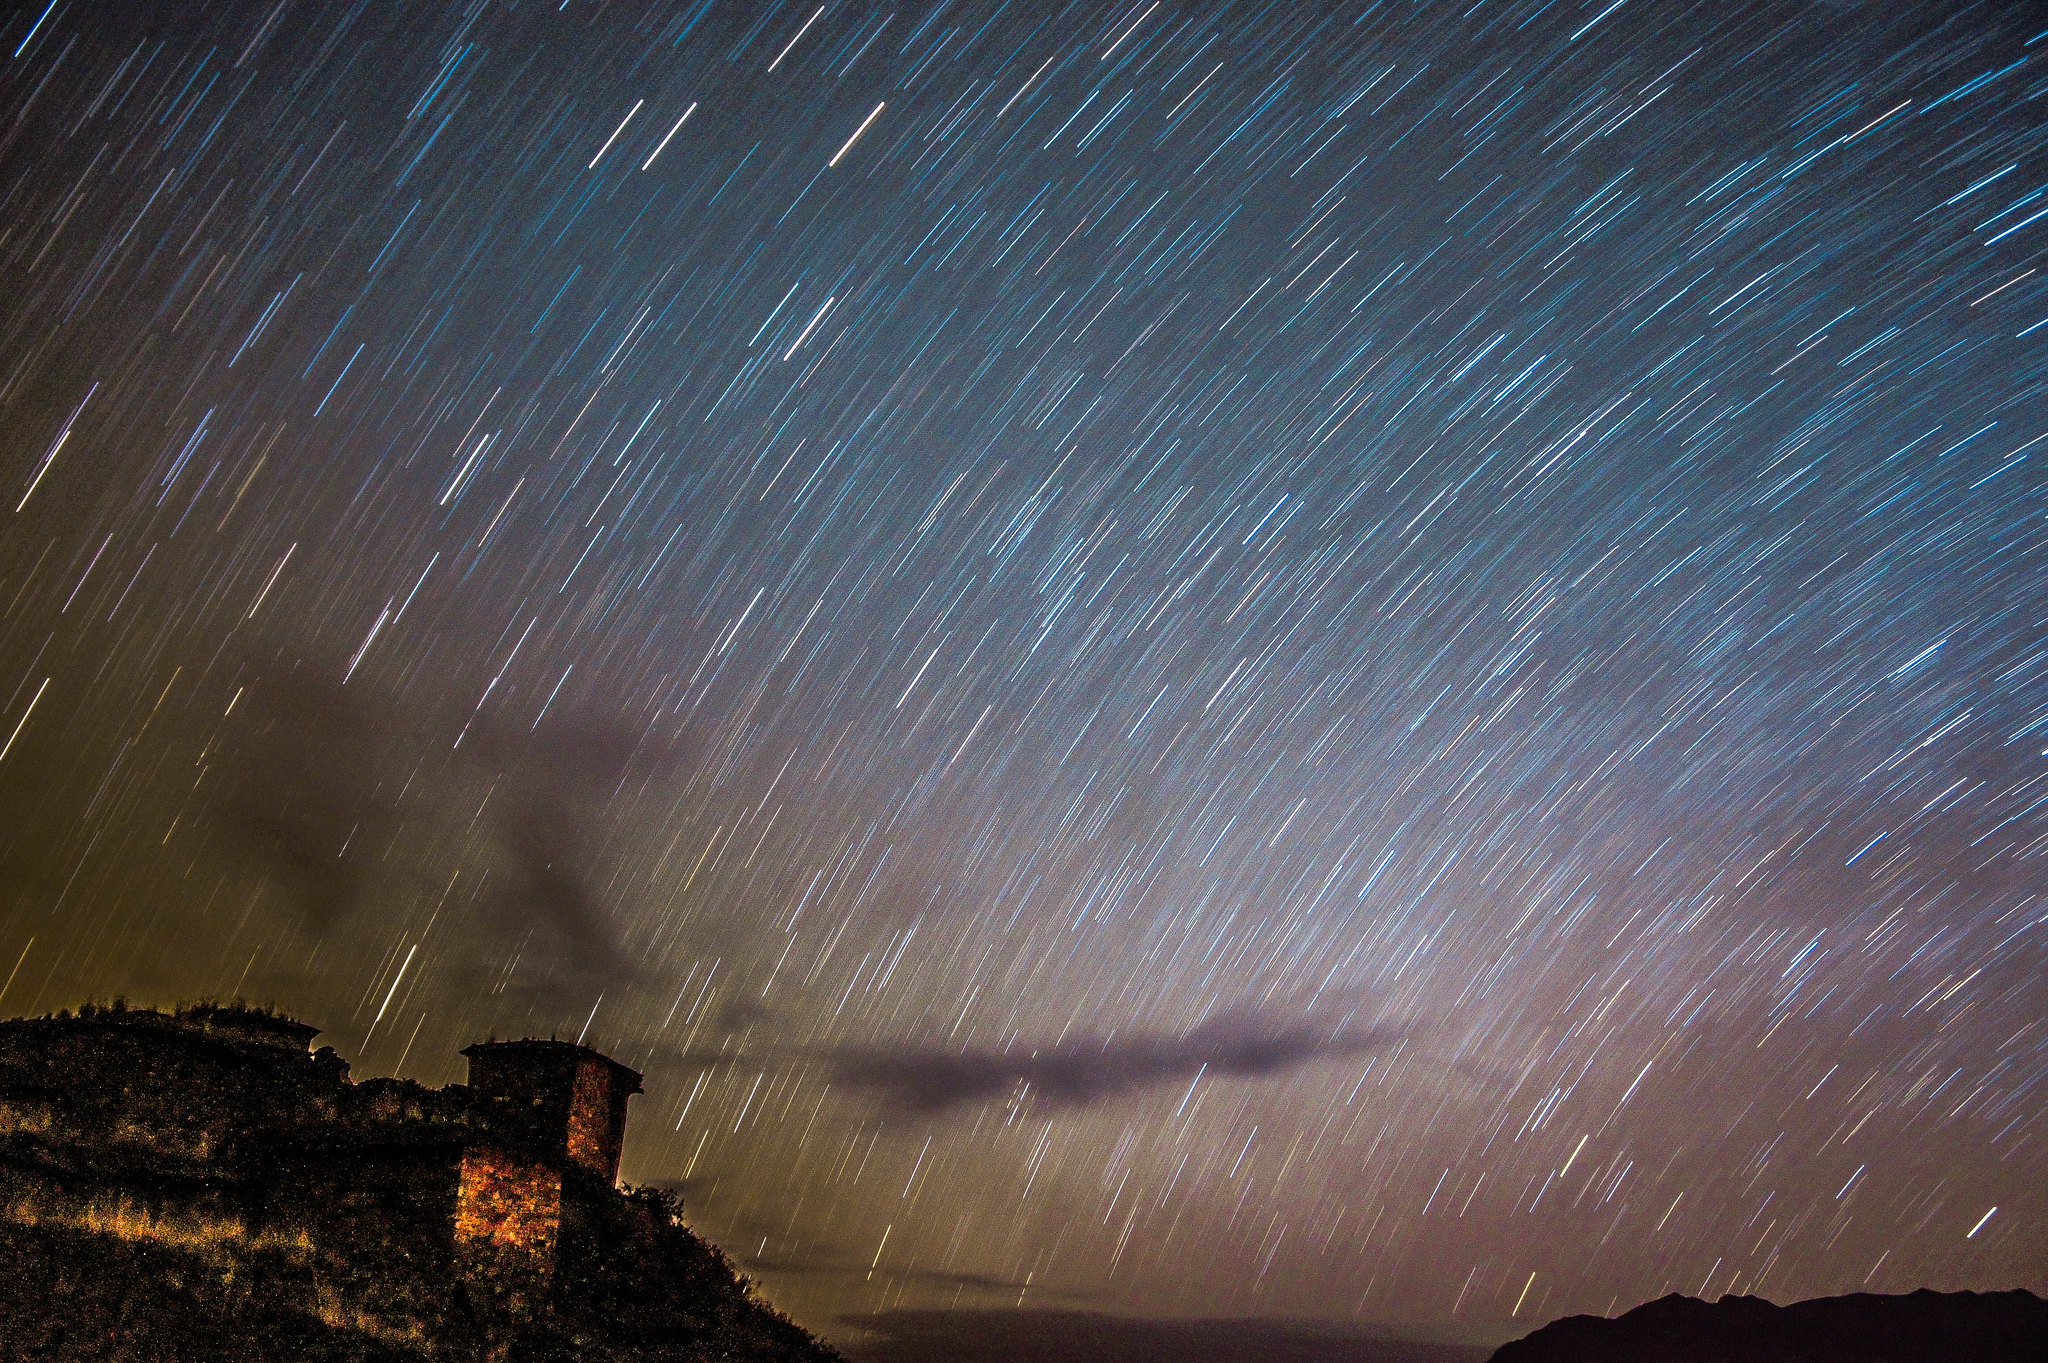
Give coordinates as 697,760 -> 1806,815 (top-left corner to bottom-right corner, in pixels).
461,1040 -> 641,1183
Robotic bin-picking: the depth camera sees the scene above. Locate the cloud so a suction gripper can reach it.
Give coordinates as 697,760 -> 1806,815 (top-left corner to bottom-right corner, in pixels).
199,656 -> 691,993
713,993 -> 775,1032
470,712 -> 697,989
828,1014 -> 1400,1114
209,664 -> 397,932
755,1258 -> 1065,1300
480,800 -> 645,987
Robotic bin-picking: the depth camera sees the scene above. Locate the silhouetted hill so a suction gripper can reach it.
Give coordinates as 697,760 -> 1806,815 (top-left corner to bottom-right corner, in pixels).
1489,1288 -> 2048,1363
0,1001 -> 839,1361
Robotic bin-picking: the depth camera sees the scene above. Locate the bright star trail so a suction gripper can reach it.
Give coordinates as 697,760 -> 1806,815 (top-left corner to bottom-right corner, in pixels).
0,0 -> 2042,1346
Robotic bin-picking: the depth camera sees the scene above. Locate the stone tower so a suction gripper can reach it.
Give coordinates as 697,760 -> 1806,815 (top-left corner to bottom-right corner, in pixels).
452,1039 -> 644,1295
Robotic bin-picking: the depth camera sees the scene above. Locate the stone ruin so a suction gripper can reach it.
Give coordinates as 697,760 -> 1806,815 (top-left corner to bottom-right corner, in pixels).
0,1003 -> 642,1301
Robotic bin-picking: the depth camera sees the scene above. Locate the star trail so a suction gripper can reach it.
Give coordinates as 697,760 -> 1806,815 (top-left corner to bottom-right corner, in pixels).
1,0 -> 2043,1345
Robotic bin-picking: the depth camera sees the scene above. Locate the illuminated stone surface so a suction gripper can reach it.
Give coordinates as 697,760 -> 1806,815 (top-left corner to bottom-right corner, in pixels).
456,1147 -> 562,1259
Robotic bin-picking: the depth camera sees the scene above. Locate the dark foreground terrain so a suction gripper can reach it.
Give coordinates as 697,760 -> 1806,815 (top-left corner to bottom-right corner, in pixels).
0,1204 -> 837,1363
1489,1287 -> 2048,1362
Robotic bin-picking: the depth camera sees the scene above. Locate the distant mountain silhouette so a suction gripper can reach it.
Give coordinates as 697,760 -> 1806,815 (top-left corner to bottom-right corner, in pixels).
0,1000 -> 838,1361
1489,1288 -> 2048,1362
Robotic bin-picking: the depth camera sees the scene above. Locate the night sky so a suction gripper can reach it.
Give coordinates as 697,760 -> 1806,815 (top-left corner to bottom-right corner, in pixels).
1,0 -> 2043,1345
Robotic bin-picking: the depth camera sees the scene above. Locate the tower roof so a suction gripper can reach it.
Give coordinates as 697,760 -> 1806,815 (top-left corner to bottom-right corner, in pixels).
459,1038 -> 643,1094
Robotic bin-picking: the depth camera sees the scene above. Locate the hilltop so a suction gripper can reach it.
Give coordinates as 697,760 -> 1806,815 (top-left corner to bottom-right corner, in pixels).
0,1000 -> 840,1362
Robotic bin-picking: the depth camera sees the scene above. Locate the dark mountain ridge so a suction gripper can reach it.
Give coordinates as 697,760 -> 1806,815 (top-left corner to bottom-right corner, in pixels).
0,999 -> 840,1361
1489,1286 -> 2048,1362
